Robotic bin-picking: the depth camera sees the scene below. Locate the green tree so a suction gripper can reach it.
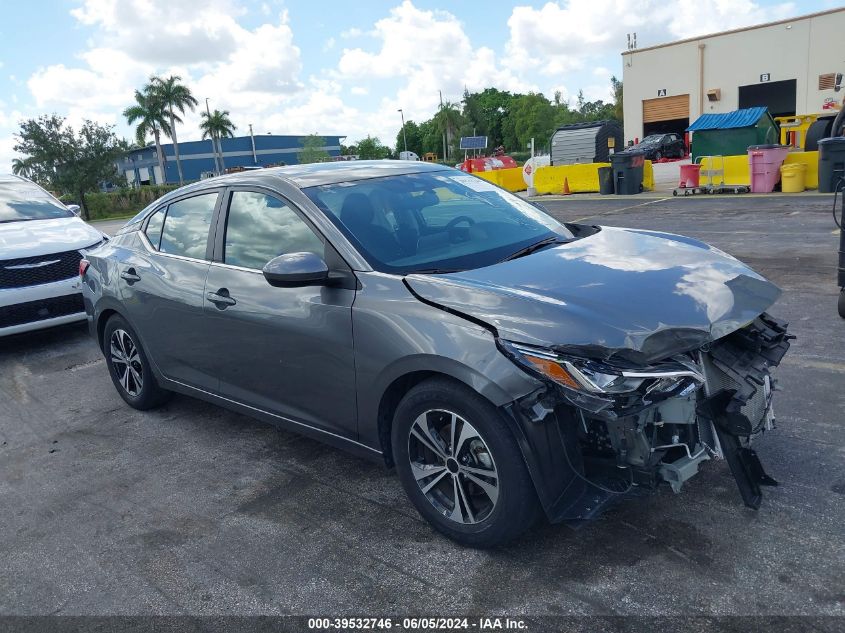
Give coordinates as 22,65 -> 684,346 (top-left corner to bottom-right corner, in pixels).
13,115 -> 126,220
298,135 -> 329,164
418,119 -> 442,158
11,157 -> 35,178
151,75 -> 198,185
502,93 -> 557,152
199,109 -> 236,172
462,88 -> 517,149
611,76 -> 623,122
433,101 -> 463,160
395,120 -> 423,156
356,135 -> 390,160
123,87 -> 171,183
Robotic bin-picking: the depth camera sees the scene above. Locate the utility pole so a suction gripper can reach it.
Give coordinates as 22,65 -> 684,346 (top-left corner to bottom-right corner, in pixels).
249,123 -> 257,164
206,98 -> 220,175
398,109 -> 408,157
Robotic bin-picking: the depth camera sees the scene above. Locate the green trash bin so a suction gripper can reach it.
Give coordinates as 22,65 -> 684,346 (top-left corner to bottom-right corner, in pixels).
818,137 -> 845,193
610,150 -> 645,195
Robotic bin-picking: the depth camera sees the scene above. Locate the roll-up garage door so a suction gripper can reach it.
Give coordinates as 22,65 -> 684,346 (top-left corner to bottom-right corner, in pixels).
643,94 -> 689,123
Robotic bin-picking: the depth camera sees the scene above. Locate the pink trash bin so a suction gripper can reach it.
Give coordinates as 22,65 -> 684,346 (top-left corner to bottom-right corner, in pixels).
748,144 -> 791,193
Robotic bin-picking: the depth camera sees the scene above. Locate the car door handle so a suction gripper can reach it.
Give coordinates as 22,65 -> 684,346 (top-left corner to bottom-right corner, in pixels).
120,268 -> 141,283
206,291 -> 237,307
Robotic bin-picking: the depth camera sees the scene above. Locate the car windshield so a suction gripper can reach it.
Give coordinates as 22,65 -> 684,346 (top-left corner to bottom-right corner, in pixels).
303,170 -> 574,274
640,135 -> 662,144
0,178 -> 74,223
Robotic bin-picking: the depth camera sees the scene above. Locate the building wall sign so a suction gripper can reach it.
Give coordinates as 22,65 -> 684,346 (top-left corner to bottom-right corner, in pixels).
657,89 -> 667,96
760,73 -> 771,82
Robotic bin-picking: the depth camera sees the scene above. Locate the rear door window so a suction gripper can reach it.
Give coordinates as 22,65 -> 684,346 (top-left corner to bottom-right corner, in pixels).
144,208 -> 165,249
158,193 -> 218,259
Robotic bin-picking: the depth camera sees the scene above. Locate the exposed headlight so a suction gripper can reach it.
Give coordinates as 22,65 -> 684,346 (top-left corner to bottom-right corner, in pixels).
499,340 -> 705,410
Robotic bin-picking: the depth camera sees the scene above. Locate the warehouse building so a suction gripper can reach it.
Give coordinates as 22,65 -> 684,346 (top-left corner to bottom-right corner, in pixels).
621,7 -> 845,143
119,134 -> 344,186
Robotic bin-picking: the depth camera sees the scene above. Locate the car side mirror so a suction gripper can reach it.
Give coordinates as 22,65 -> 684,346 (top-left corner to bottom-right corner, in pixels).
66,204 -> 81,216
262,252 -> 329,288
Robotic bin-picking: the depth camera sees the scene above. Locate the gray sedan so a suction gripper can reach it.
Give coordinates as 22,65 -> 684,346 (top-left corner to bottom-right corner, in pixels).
81,161 -> 791,547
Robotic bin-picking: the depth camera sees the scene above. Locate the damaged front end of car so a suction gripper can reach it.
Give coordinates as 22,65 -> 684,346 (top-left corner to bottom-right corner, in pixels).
499,313 -> 794,523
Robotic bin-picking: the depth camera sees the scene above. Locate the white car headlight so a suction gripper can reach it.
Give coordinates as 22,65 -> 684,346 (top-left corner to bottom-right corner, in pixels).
499,339 -> 704,401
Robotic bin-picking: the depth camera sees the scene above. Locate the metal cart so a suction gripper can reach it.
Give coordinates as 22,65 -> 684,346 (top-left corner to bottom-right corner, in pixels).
673,155 -> 751,196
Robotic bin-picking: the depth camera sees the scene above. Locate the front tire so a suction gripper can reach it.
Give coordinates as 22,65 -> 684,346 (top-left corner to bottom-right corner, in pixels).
391,378 -> 540,547
103,314 -> 170,410
838,289 -> 845,319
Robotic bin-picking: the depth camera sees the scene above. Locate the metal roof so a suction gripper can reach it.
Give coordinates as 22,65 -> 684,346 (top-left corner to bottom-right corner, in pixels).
687,107 -> 770,131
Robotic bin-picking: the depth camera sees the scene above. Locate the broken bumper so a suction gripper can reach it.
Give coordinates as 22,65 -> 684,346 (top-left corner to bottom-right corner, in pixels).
504,313 -> 793,524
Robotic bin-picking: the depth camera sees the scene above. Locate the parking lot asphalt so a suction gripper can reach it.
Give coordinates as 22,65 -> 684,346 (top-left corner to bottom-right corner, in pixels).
2,194 -> 844,619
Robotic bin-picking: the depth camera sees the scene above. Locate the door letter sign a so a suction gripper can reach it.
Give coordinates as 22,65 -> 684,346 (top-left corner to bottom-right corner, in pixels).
657,89 -> 667,97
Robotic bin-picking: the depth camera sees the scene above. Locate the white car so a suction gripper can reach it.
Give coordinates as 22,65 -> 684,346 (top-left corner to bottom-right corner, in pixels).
0,174 -> 107,336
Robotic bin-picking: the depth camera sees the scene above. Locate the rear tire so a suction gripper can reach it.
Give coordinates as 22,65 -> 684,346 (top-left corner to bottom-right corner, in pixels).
391,377 -> 540,548
103,314 -> 170,410
838,289 -> 845,319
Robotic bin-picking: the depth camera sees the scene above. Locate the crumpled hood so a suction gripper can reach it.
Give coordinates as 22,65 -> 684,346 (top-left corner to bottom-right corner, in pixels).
406,226 -> 781,364
0,217 -> 104,260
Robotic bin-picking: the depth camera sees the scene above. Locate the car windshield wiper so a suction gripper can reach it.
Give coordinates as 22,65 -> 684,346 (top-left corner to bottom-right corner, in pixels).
407,267 -> 465,275
0,218 -> 38,224
500,236 -> 567,262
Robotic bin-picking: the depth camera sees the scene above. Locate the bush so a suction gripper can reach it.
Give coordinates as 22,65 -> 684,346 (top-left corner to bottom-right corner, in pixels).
80,185 -> 181,220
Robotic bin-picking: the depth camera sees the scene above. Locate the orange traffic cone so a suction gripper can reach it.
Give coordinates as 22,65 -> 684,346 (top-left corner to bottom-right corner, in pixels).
562,177 -> 571,195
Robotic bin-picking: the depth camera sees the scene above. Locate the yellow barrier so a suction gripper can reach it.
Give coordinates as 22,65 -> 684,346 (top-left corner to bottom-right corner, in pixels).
699,151 -> 819,189
534,163 -> 608,194
775,114 -> 818,149
533,160 -> 654,194
472,167 -> 527,192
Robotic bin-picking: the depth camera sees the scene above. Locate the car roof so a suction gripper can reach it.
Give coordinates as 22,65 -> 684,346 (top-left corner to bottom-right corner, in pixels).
0,173 -> 38,188
198,160 -> 451,189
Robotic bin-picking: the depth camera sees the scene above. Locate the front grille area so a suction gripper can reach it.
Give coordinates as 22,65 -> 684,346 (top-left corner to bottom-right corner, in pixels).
0,294 -> 84,329
0,249 -> 86,289
701,353 -> 769,428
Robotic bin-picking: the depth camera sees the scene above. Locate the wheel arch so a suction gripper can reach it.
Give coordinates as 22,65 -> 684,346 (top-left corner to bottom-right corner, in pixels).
372,355 -> 532,467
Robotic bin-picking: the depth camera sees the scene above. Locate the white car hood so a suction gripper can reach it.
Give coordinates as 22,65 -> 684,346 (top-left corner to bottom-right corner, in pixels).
0,217 -> 104,260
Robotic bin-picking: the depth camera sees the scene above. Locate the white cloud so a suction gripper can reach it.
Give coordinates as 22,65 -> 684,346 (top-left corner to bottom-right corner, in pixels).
505,0 -> 799,77
341,27 -> 364,38
337,1 -> 534,130
17,0 -> 306,156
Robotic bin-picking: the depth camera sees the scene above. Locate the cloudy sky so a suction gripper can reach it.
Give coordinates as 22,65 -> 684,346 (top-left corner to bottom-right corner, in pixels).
0,0 -> 835,169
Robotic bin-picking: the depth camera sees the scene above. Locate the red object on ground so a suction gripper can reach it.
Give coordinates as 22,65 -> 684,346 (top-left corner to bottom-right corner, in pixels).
678,164 -> 701,188
459,155 -> 518,173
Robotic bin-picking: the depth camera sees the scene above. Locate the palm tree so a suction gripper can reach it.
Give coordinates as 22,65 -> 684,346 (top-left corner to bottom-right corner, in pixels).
151,75 -> 197,185
123,87 -> 171,184
433,101 -> 462,160
11,157 -> 35,179
199,109 -> 236,173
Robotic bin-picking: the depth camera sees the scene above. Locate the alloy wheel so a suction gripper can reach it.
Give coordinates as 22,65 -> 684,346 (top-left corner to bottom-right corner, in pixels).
109,328 -> 143,397
407,409 -> 499,524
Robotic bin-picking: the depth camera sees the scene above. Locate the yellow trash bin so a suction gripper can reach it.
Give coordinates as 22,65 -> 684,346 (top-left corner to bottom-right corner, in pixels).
780,163 -> 807,193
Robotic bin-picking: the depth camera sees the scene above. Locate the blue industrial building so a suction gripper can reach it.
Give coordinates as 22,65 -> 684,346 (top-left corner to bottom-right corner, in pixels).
118,134 -> 345,186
